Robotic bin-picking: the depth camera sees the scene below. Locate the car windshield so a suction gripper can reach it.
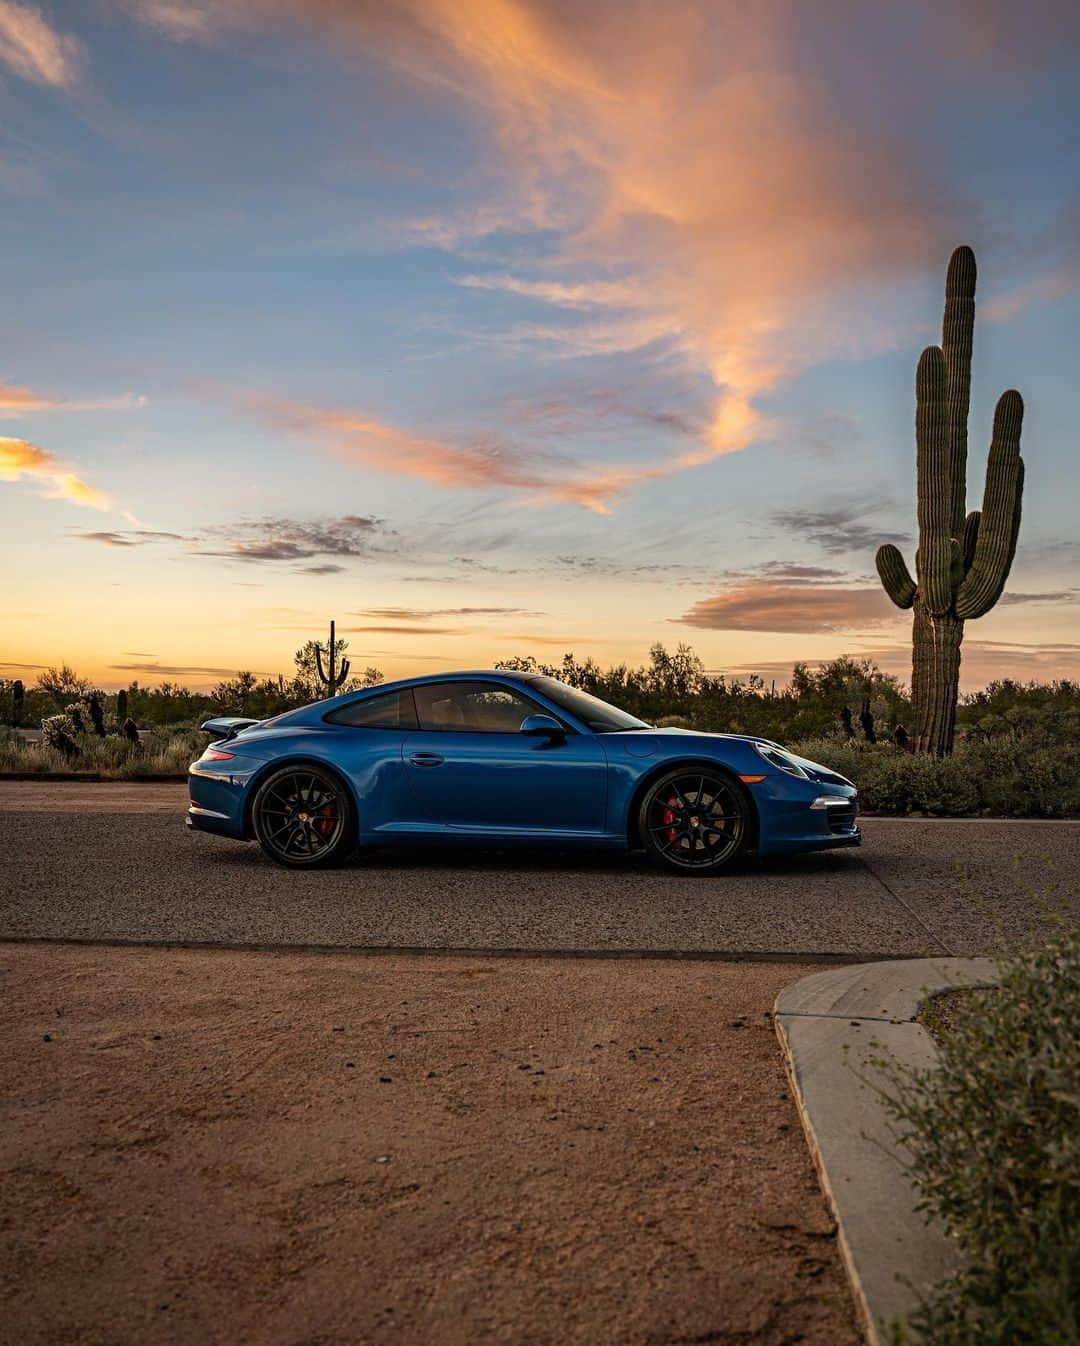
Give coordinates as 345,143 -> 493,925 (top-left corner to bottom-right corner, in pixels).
531,677 -> 651,733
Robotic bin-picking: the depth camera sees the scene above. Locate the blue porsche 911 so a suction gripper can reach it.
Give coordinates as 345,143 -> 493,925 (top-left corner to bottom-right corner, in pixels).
187,670 -> 859,874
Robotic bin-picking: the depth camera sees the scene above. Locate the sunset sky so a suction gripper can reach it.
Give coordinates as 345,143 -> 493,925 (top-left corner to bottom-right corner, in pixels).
2,0 -> 1078,692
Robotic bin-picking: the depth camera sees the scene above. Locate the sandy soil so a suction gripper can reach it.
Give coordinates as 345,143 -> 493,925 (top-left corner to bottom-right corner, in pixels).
0,944 -> 859,1346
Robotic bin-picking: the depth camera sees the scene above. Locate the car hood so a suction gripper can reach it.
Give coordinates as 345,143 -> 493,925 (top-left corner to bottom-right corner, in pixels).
609,727 -> 854,788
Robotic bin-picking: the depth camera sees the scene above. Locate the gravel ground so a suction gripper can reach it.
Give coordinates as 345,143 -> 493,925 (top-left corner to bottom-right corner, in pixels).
0,943 -> 859,1346
0,786 -> 1076,957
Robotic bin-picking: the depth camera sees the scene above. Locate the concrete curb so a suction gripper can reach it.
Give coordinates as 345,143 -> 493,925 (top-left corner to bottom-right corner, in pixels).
774,957 -> 999,1345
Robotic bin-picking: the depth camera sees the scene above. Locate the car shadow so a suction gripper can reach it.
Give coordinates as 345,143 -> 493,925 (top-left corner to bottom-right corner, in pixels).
199,835 -> 863,879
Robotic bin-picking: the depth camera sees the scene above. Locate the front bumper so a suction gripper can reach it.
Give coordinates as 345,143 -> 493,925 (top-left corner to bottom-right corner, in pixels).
750,773 -> 860,855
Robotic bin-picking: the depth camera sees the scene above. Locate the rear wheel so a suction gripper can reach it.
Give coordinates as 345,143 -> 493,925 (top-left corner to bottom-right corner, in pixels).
252,765 -> 356,869
638,768 -> 749,875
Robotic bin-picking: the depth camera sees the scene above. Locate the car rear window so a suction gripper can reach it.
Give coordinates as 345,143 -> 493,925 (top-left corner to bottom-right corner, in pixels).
324,689 -> 417,729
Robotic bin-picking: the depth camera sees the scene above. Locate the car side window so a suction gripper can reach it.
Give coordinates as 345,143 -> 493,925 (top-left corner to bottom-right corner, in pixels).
413,682 -> 545,733
324,689 -> 418,729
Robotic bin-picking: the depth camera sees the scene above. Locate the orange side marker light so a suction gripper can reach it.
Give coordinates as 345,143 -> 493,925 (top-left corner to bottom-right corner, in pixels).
739,774 -> 767,783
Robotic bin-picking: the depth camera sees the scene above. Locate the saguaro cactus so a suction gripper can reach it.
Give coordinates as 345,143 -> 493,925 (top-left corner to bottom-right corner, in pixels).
876,246 -> 1026,756
315,620 -> 351,698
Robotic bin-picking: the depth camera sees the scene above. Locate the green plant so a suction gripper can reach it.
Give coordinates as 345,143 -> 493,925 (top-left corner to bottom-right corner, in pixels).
882,929 -> 1080,1344
40,714 -> 79,758
121,717 -> 140,746
87,692 -> 106,737
876,246 -> 1026,757
116,688 -> 128,723
11,679 -> 23,728
63,703 -> 87,735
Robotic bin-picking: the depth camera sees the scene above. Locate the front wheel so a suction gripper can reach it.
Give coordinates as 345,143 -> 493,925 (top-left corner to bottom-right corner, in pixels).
252,765 -> 357,869
638,768 -> 749,875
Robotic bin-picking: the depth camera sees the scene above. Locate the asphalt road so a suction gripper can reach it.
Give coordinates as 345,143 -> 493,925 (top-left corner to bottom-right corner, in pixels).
1,786 -> 1076,958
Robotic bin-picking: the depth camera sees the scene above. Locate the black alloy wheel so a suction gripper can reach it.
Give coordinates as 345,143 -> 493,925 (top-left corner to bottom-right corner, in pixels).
638,768 -> 749,875
252,765 -> 356,868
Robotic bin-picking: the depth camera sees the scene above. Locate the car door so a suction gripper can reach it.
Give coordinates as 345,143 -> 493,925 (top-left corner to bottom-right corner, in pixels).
402,680 -> 608,834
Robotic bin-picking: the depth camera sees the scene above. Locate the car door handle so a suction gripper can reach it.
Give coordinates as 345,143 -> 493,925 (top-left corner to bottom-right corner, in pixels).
409,752 -> 445,767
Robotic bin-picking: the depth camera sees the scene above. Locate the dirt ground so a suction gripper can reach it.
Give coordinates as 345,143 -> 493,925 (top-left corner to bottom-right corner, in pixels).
0,944 -> 859,1346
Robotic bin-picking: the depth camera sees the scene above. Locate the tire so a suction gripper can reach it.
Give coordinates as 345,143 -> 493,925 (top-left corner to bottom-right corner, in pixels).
638,767 -> 749,876
252,764 -> 357,869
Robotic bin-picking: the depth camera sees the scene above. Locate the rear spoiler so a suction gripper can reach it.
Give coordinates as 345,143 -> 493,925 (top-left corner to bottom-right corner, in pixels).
200,716 -> 261,742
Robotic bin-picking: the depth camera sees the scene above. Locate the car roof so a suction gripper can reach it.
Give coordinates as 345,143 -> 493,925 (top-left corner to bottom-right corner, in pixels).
380,669 -> 544,689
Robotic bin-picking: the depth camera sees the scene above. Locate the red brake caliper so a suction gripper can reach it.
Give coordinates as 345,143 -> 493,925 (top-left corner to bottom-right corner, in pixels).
662,795 -> 679,846
315,803 -> 335,837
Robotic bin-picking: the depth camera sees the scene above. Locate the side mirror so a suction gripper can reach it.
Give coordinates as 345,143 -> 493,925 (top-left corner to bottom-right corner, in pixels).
520,713 -> 565,741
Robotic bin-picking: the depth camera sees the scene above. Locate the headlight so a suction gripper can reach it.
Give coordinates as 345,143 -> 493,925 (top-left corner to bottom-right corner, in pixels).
753,742 -> 809,778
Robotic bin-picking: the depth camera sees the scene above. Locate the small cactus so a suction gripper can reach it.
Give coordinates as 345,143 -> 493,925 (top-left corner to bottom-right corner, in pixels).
88,692 -> 106,737
876,247 -> 1026,756
859,698 -> 876,744
42,714 -> 79,758
11,679 -> 24,728
315,620 -> 351,698
839,705 -> 855,738
64,702 -> 87,735
116,688 -> 128,724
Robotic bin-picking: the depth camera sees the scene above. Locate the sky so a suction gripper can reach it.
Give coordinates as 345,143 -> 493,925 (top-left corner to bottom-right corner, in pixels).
1,0 -> 1078,693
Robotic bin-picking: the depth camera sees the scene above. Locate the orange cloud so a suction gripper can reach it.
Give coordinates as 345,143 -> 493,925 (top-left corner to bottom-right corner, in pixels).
0,437 -> 109,509
0,380 -> 148,419
252,394 -> 670,513
679,579 -> 900,634
0,1 -> 82,88
253,1 -> 954,466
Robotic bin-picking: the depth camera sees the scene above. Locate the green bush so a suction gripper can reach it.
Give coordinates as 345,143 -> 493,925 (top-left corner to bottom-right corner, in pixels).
788,734 -> 1080,818
0,726 -> 205,779
884,929 -> 1080,1345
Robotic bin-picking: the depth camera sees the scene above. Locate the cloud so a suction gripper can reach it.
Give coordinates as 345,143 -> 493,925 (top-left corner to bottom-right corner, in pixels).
0,381 -> 148,419
982,261 -> 1080,324
196,514 -> 388,562
772,504 -> 908,556
74,531 -> 136,547
172,0 -> 991,509
678,578 -> 900,633
350,606 -> 540,620
0,437 -> 108,509
73,528 -> 185,546
109,662 -> 254,676
343,625 -> 468,636
118,1 -> 223,43
248,395 -> 672,514
455,273 -> 643,311
0,1 -> 82,88
297,563 -> 346,575
995,590 -> 1079,606
113,2 -> 1080,514
280,1 -> 960,469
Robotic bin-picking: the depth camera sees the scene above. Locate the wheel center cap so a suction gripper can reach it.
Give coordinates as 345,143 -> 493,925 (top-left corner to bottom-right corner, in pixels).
690,816 -> 700,828
298,811 -> 309,822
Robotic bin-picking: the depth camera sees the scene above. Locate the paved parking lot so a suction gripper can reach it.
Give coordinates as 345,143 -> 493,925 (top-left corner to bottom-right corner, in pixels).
1,786 -> 1076,957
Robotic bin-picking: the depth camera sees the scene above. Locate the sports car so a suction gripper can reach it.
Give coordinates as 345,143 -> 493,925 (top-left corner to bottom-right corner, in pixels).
187,670 -> 859,873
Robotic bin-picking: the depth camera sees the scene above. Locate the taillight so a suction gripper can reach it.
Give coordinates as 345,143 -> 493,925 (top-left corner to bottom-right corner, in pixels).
203,747 -> 235,761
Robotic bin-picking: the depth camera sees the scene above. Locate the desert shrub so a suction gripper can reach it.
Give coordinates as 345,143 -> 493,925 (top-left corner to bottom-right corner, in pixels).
788,733 -> 1080,818
883,928 -> 1080,1345
40,714 -> 80,758
0,723 -> 205,778
63,702 -> 87,735
87,693 -> 106,737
